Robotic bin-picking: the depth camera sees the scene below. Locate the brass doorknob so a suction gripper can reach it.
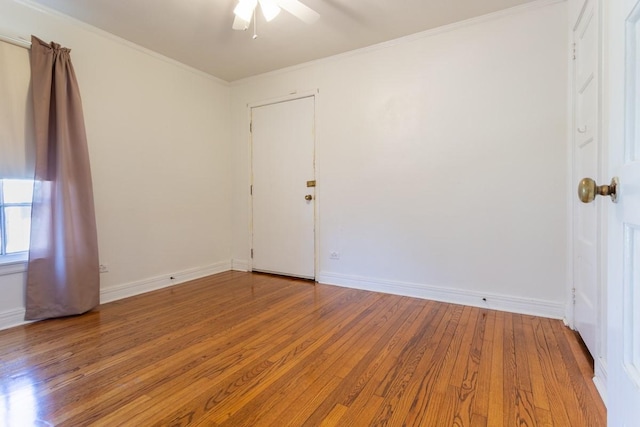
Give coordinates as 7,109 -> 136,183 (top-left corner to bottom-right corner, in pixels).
305,194 -> 313,201
577,177 -> 619,203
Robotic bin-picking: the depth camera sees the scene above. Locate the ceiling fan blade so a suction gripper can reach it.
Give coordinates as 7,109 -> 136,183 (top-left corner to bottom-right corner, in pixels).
258,0 -> 281,22
275,0 -> 319,24
232,15 -> 250,30
234,0 -> 257,23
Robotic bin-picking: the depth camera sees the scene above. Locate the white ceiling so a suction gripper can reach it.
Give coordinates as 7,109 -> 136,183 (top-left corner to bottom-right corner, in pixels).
29,0 -> 538,82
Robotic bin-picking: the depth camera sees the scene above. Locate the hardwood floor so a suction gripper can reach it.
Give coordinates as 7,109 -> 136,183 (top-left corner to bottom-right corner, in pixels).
0,271 -> 606,426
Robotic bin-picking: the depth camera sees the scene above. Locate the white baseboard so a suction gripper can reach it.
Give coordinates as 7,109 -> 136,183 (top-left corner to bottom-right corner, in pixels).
0,261 -> 233,331
0,265 -> 564,331
593,356 -> 607,407
100,260 -> 232,304
231,259 -> 250,272
0,308 -> 32,330
317,271 -> 564,319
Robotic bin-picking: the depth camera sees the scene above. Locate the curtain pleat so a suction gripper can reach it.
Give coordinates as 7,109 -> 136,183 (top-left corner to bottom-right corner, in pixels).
25,36 -> 99,320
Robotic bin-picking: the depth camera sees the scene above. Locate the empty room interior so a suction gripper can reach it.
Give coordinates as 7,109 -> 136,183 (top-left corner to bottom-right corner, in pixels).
1,0 -> 635,425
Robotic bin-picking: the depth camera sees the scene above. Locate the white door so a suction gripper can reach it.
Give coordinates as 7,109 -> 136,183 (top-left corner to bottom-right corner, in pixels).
573,0 -> 602,359
606,0 -> 640,424
251,96 -> 315,279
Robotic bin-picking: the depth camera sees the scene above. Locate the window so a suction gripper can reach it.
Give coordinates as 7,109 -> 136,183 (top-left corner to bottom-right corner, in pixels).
0,179 -> 33,258
1,40 -> 34,266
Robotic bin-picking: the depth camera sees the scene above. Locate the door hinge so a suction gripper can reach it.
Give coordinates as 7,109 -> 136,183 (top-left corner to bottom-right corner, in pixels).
250,185 -> 253,195
251,249 -> 254,258
250,122 -> 252,133
572,287 -> 576,304
572,42 -> 576,60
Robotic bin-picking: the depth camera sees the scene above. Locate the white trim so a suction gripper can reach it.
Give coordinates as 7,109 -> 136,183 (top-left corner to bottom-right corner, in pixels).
230,0 -> 565,85
318,271 -> 565,319
231,259 -> 250,272
246,101 -> 254,271
594,356 -> 608,406
313,90 -> 321,281
11,0 -> 228,85
595,0 -> 609,388
565,0 -> 578,329
0,257 -> 27,276
0,33 -> 31,48
247,89 -> 318,109
100,261 -> 231,304
0,308 -> 32,330
1,266 -> 565,331
567,0 -> 609,379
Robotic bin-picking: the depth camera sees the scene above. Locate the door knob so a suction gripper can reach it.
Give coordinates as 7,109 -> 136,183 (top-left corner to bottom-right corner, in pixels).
305,194 -> 313,201
578,177 -> 619,203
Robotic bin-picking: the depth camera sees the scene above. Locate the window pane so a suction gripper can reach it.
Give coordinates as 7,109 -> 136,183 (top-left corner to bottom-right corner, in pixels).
5,206 -> 31,253
3,179 -> 34,204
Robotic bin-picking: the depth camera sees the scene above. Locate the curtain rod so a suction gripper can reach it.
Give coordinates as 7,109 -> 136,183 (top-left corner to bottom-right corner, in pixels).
0,34 -> 31,49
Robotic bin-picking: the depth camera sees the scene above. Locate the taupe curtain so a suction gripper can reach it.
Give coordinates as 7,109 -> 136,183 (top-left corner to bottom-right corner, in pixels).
25,36 -> 99,320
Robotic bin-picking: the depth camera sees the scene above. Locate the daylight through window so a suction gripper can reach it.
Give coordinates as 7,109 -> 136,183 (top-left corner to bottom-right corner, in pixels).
0,179 -> 33,256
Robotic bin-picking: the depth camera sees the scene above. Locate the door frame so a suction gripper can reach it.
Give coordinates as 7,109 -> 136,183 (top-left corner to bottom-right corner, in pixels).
567,0 -> 608,399
246,89 -> 320,278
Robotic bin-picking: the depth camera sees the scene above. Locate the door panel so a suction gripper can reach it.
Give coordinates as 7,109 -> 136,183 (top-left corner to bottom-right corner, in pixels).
607,0 -> 640,424
251,96 -> 315,279
573,0 -> 601,359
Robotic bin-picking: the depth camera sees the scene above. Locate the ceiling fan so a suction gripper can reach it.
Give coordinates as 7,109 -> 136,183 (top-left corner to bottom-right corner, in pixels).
232,0 -> 320,31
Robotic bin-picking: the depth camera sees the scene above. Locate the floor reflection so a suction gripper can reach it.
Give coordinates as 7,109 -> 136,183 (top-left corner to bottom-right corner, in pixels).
0,375 -> 51,426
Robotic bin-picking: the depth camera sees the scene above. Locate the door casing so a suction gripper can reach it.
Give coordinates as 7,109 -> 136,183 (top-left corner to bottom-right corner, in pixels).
570,0 -> 607,366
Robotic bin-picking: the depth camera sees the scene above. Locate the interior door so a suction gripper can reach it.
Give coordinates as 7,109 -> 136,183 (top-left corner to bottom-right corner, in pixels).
573,0 -> 601,359
251,96 -> 315,279
606,0 -> 640,424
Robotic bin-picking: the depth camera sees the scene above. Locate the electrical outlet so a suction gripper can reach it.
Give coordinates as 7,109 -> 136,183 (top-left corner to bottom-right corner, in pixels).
99,264 -> 109,273
329,252 -> 340,260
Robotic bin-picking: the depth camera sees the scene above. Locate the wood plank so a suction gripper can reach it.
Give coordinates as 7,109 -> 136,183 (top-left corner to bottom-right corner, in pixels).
451,307 -> 486,426
372,304 -> 464,426
216,294 -> 414,426
55,276 -> 342,425
319,404 -> 348,427
523,315 -> 550,411
513,314 -> 533,392
470,413 -> 488,427
530,316 -> 573,426
561,324 -> 607,416
502,312 -> 517,426
151,286 -> 379,425
486,311 -> 505,427
549,318 -> 607,426
333,302 -> 440,427
0,272 -> 606,426
472,310 -> 495,418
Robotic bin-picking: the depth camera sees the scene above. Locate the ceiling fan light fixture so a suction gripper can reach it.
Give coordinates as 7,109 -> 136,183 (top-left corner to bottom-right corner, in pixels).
233,0 -> 257,23
258,0 -> 281,22
231,0 -> 319,31
232,15 -> 250,30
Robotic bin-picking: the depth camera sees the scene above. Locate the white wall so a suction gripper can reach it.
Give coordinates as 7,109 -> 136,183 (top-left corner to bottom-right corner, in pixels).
0,0 -> 569,329
0,0 -> 232,328
231,1 -> 569,317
